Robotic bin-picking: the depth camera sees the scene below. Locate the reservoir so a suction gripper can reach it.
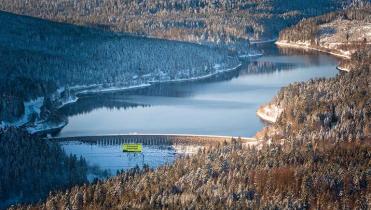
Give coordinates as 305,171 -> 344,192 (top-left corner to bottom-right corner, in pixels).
57,44 -> 340,174
58,44 -> 339,137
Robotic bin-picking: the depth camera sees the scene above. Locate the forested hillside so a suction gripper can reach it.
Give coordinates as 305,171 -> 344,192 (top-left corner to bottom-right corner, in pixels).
0,0 -> 347,45
257,47 -> 370,144
0,128 -> 88,209
1,2 -> 370,209
257,6 -> 371,143
0,11 -> 237,88
11,28 -> 371,210
11,139 -> 370,209
0,11 -> 238,129
277,5 -> 371,59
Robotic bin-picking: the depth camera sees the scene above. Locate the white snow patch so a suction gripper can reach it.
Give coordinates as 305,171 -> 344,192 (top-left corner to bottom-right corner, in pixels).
250,38 -> 277,44
0,97 -> 44,128
213,63 -> 222,70
276,41 -> 351,59
27,120 -> 67,134
238,53 -> 263,58
57,95 -> 79,109
257,104 -> 283,123
150,63 -> 242,84
172,144 -> 204,155
336,65 -> 350,72
77,84 -> 151,95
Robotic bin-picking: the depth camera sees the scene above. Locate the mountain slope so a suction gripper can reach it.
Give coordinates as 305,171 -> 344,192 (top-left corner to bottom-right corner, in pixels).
0,0 -> 347,44
276,5 -> 371,59
0,128 -> 88,209
10,12 -> 371,210
0,11 -> 238,127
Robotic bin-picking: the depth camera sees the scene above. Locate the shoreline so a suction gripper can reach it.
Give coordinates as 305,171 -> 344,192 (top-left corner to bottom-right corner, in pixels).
75,83 -> 152,96
238,53 -> 263,59
250,38 -> 277,44
148,63 -> 242,85
3,62 -> 244,135
275,41 -> 351,59
4,40 -> 346,139
336,65 -> 350,72
74,62 -> 243,97
27,120 -> 68,135
256,104 -> 282,124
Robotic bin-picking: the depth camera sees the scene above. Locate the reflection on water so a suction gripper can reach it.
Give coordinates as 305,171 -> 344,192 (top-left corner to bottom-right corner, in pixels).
59,97 -> 148,117
58,44 -> 339,138
57,44 -> 340,174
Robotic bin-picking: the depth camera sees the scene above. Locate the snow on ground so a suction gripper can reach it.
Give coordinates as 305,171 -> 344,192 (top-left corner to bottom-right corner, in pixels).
319,19 -> 371,44
242,138 -> 263,148
27,120 -> 67,134
76,84 -> 151,95
213,63 -> 222,70
0,97 -> 44,129
172,144 -> 205,155
256,103 -> 283,123
238,53 -> 263,58
57,95 -> 79,109
149,63 -> 242,84
276,19 -> 371,60
0,62 -> 243,134
318,19 -> 371,55
250,38 -> 277,44
336,65 -> 350,72
74,62 -> 242,96
275,41 -> 352,59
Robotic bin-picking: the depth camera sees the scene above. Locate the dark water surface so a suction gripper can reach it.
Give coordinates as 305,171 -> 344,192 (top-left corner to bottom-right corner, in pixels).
58,44 -> 340,173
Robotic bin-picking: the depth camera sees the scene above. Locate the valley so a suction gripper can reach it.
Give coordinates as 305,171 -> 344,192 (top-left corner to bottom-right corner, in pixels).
0,1 -> 370,209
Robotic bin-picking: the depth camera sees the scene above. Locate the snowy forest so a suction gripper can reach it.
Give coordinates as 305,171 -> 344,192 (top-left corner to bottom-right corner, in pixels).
9,140 -> 370,209
0,11 -> 239,126
0,1 -> 370,209
9,26 -> 371,210
278,6 -> 370,43
0,128 -> 88,209
0,0 -> 348,44
261,47 -> 370,143
277,5 -> 370,56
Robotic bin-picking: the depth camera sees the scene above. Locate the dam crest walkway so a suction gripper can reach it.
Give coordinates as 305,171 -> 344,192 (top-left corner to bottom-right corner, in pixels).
50,134 -> 257,146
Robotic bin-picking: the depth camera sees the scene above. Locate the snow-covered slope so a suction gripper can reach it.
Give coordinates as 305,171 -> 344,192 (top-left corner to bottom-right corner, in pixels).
277,6 -> 371,63
257,104 -> 283,124
0,11 -> 240,89
0,11 -> 243,133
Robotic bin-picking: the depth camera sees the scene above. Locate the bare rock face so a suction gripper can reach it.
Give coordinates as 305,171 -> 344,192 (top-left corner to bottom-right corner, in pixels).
0,96 -> 24,123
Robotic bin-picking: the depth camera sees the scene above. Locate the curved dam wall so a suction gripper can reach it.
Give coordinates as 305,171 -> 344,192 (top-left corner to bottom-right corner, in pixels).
49,134 -> 256,146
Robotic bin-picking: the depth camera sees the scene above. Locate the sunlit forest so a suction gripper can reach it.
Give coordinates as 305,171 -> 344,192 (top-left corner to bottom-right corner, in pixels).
0,0 -> 370,209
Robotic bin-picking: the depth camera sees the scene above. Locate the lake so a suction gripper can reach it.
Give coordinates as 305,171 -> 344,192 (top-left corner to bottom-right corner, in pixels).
58,44 -> 340,174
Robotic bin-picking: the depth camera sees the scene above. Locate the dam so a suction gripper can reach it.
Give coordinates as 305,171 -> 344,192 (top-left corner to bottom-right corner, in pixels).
50,134 -> 257,146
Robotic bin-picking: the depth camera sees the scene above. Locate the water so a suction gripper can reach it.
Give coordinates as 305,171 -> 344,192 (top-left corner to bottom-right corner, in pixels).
58,44 -> 340,173
59,45 -> 339,137
60,141 -> 203,175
